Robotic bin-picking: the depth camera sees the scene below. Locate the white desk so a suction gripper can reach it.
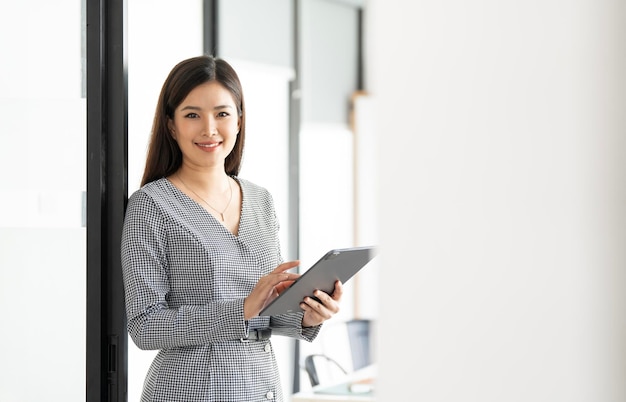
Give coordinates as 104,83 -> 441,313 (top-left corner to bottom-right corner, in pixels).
291,365 -> 376,402
291,393 -> 374,402
291,392 -> 374,402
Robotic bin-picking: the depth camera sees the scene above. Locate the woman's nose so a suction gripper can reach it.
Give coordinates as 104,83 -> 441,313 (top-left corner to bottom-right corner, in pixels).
204,116 -> 218,135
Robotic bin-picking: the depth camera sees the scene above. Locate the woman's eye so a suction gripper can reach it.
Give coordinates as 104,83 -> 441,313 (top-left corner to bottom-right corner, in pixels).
185,112 -> 199,118
217,111 -> 230,118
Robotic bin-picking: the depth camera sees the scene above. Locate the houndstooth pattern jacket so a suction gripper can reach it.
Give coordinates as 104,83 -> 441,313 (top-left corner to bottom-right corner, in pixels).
121,177 -> 320,402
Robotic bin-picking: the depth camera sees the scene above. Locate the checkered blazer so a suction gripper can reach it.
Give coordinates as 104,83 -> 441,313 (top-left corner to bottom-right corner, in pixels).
121,177 -> 320,402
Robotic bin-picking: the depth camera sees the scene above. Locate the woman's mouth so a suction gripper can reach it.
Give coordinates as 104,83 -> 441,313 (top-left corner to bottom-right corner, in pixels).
196,141 -> 221,149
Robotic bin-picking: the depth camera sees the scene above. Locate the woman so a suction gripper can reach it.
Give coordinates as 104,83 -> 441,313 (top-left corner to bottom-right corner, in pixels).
121,55 -> 343,401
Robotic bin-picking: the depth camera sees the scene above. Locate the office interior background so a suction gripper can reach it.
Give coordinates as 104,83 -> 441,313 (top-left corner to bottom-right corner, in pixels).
1,0 -> 625,402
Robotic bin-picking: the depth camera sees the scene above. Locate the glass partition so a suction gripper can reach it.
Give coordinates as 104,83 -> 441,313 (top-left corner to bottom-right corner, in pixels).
0,0 -> 86,400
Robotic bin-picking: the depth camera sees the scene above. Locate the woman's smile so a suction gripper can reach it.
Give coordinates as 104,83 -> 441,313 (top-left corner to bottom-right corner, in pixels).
196,140 -> 222,151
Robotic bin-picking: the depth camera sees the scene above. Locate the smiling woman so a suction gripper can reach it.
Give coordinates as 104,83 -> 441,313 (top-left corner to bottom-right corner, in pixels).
126,1 -> 367,398
122,55 -> 345,402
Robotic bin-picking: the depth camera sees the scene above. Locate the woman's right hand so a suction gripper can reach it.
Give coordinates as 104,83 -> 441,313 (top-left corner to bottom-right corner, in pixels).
244,260 -> 301,320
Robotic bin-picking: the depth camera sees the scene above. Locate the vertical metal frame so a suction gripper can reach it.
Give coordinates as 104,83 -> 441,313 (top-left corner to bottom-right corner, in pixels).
203,0 -> 219,56
86,0 -> 128,400
290,0 -> 302,393
356,7 -> 364,91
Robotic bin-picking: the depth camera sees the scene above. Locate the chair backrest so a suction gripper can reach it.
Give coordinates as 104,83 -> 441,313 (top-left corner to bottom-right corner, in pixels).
304,354 -> 348,387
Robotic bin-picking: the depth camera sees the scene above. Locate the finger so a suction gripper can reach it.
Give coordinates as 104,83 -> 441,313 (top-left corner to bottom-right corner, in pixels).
300,302 -> 318,316
300,300 -> 318,315
271,260 -> 300,274
275,280 -> 296,294
331,280 -> 344,301
309,288 -> 335,305
302,297 -> 333,319
259,273 -> 299,297
312,290 -> 340,314
272,272 -> 299,284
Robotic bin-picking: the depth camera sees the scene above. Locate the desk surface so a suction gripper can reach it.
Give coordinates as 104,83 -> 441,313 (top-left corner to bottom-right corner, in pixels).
291,393 -> 374,402
291,365 -> 376,402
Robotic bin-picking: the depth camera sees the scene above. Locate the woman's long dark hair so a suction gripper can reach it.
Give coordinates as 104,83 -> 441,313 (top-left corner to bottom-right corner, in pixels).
141,55 -> 246,186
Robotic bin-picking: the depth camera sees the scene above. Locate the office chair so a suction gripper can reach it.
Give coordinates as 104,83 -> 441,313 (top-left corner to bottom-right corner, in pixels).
303,318 -> 373,387
304,354 -> 348,387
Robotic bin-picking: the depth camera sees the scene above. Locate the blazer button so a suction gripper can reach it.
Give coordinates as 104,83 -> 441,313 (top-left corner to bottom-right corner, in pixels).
264,343 -> 271,353
265,391 -> 274,399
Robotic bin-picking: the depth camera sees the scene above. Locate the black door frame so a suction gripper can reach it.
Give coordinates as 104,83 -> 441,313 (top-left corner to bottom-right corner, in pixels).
86,0 -> 128,401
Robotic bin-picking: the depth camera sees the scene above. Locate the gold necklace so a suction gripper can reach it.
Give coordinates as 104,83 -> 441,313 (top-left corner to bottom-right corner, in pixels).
177,174 -> 233,222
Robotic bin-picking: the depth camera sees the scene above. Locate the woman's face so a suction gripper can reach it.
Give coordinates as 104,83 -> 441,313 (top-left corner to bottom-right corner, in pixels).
168,80 -> 241,171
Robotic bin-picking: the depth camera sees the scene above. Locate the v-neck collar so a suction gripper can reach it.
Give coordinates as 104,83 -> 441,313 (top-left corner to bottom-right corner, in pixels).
164,176 -> 244,238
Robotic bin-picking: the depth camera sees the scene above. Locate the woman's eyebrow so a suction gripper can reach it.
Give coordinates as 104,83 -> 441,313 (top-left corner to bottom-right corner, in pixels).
179,105 -> 201,112
179,105 -> 234,111
212,105 -> 235,111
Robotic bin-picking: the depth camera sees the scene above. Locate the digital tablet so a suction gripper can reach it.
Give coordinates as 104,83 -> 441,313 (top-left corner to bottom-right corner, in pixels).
259,246 -> 377,316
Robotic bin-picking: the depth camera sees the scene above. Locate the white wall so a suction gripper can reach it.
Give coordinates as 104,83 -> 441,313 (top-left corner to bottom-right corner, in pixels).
369,1 -> 626,401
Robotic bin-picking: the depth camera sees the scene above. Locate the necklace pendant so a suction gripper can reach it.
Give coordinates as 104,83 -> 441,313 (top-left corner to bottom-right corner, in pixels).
176,173 -> 233,223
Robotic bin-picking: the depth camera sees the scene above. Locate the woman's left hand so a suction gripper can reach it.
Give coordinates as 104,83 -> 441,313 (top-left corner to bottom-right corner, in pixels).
300,280 -> 343,328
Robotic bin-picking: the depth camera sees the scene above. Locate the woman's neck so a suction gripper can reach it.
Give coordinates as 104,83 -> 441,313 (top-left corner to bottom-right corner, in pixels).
173,166 -> 231,193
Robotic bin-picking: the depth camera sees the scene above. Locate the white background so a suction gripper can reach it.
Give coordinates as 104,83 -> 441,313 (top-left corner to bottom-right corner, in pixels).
368,1 -> 626,401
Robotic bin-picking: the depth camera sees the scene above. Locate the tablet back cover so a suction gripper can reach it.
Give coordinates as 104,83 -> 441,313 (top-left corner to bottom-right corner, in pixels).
259,246 -> 376,316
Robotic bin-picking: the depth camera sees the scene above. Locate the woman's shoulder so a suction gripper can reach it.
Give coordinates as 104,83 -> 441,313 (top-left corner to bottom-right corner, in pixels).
235,177 -> 271,197
235,177 -> 276,209
128,178 -> 173,206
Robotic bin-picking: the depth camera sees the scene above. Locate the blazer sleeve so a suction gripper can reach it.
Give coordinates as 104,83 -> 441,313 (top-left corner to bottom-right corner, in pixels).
269,312 -> 322,342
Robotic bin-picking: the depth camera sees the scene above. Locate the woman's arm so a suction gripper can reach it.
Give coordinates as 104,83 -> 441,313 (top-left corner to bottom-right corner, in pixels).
121,191 -> 249,350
